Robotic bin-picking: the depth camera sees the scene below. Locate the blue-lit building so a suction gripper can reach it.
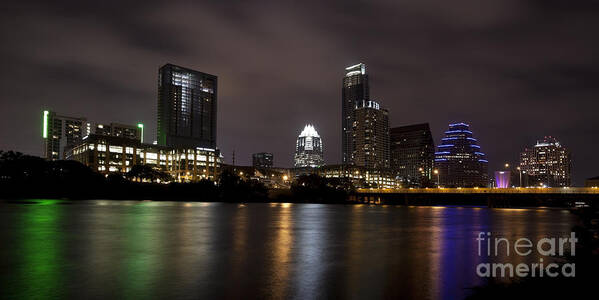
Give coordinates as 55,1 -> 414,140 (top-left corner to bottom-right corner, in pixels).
434,123 -> 488,187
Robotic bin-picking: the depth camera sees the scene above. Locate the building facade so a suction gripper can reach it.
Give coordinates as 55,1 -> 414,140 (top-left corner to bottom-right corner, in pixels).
67,134 -> 221,182
42,110 -> 90,160
317,164 -> 399,189
157,64 -> 217,149
390,123 -> 435,185
434,123 -> 488,187
252,152 -> 274,168
519,136 -> 571,187
342,63 -> 369,165
294,125 -> 324,168
352,100 -> 390,169
95,123 -> 142,142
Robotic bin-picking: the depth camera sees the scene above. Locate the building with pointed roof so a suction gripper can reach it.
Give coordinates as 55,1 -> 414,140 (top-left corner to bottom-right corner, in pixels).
294,124 -> 324,168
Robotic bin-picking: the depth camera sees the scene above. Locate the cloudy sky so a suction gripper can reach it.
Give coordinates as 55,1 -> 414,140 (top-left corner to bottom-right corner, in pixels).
1,0 -> 598,184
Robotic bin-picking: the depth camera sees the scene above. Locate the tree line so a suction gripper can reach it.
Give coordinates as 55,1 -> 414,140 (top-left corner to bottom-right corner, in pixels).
0,150 -> 353,203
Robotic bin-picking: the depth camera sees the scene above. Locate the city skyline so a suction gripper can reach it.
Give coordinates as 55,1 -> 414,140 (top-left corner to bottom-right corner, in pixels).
2,3 -> 599,300
2,1 -> 599,185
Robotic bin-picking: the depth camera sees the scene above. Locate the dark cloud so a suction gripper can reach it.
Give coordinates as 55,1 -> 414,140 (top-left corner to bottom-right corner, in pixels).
1,0 -> 598,184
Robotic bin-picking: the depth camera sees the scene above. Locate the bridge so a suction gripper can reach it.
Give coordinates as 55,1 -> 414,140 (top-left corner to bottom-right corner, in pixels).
353,187 -> 599,207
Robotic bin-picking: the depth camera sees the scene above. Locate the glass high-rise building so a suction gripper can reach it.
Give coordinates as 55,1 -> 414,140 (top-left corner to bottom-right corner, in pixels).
342,63 -> 369,165
434,123 -> 488,187
352,100 -> 390,169
390,123 -> 435,184
520,136 -> 571,187
42,110 -> 89,160
294,125 -> 324,168
157,64 -> 217,149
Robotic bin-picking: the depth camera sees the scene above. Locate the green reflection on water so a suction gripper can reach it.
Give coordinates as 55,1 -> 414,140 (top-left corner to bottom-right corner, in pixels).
118,205 -> 163,299
12,201 -> 65,299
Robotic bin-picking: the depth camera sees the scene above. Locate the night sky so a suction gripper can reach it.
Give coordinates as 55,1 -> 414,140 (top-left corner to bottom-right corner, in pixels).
1,0 -> 598,185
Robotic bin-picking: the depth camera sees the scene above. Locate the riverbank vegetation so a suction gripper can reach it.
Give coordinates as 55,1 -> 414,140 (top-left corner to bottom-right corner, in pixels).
0,150 -> 353,203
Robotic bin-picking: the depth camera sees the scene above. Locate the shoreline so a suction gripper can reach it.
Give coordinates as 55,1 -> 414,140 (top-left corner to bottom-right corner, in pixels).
0,198 -> 578,211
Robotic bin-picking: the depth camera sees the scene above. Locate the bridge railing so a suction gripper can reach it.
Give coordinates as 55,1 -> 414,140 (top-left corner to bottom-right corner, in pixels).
357,187 -> 599,194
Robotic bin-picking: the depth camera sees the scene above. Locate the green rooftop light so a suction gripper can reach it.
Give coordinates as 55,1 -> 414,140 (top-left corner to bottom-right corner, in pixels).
43,110 -> 49,139
137,123 -> 144,143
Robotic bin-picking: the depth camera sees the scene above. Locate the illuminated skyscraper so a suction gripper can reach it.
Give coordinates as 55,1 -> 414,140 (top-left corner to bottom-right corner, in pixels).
390,123 -> 435,184
342,63 -> 368,165
352,100 -> 390,169
157,64 -> 217,149
520,136 -> 571,187
434,123 -> 488,187
42,110 -> 89,160
294,125 -> 324,168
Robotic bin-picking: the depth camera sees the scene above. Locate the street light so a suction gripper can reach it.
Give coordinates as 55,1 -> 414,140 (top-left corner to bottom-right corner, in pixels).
505,163 -> 510,169
433,169 -> 439,186
517,166 -> 522,187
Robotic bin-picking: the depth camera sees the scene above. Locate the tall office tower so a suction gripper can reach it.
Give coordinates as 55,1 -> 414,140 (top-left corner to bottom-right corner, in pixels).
294,125 -> 324,168
434,123 -> 488,187
252,152 -> 274,168
342,63 -> 369,165
95,123 -> 142,142
519,136 -> 571,187
157,64 -> 217,149
390,123 -> 435,183
42,110 -> 89,160
352,100 -> 390,169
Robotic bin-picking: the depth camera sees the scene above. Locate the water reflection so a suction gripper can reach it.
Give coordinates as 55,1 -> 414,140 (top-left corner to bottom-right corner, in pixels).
293,204 -> 327,299
228,203 -> 248,295
13,204 -> 65,298
266,203 -> 293,299
0,201 -> 578,300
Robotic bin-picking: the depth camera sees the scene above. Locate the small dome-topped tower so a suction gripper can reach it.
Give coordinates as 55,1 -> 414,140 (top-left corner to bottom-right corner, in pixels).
294,124 -> 324,168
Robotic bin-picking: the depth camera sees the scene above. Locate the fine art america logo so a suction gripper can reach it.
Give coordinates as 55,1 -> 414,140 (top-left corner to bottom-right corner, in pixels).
476,232 -> 577,278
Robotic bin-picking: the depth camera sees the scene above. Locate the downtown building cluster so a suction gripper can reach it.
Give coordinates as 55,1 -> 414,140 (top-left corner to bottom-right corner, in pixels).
41,62 -> 574,188
285,63 -> 430,188
43,64 -> 222,182
336,64 -> 488,188
292,63 -> 573,188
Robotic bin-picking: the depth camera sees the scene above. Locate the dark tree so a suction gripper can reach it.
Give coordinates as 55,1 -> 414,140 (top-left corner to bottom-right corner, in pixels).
126,164 -> 172,183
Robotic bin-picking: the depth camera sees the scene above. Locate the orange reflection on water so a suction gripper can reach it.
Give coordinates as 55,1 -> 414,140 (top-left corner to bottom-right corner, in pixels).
267,204 -> 293,299
227,204 -> 249,298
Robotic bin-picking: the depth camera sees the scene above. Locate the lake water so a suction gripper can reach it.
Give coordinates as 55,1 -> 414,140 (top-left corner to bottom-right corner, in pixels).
0,200 -> 577,299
